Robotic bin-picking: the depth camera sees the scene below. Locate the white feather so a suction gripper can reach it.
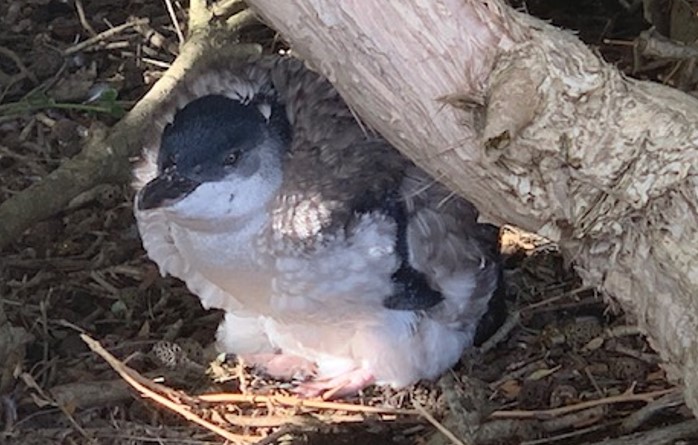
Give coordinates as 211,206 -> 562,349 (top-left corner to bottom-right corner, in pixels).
138,199 -> 476,387
134,59 -> 497,391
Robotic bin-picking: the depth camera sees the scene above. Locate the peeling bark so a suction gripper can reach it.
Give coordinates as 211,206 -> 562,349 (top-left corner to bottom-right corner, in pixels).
246,0 -> 698,415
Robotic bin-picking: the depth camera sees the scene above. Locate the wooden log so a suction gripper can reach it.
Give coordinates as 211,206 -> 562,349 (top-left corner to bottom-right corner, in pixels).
246,0 -> 698,415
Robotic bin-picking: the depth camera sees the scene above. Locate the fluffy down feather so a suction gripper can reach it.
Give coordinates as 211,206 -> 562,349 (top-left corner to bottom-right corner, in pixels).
134,55 -> 500,397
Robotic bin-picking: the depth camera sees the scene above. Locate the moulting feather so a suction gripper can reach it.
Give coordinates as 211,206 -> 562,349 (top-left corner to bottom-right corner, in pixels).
133,55 -> 503,398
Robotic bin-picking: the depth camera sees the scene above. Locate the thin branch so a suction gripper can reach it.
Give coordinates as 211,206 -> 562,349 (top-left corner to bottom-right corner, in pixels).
81,334 -> 257,444
490,387 -> 679,420
74,0 -> 97,36
163,0 -> 185,45
585,420 -> 698,445
63,18 -> 149,56
414,401 -> 469,445
212,0 -> 246,19
621,390 -> 685,432
197,392 -> 419,415
0,28 -> 260,250
188,0 -> 212,33
226,8 -> 259,31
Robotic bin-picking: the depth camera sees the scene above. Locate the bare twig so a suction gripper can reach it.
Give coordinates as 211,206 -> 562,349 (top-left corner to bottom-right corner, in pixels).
621,390 -> 685,432
81,334 -> 257,444
74,0 -> 97,36
226,8 -> 259,31
141,57 -> 172,69
133,22 -> 179,56
188,0 -> 212,32
163,0 -> 185,45
586,420 -> 698,445
521,420 -> 620,445
81,331 -> 423,442
212,0 -> 246,19
634,29 -> 698,61
63,19 -> 150,56
414,401 -> 469,445
540,405 -> 606,432
45,378 -> 134,410
197,392 -> 419,415
221,411 -> 394,428
19,372 -> 92,440
253,426 -> 302,445
490,387 -> 679,420
478,310 -> 520,354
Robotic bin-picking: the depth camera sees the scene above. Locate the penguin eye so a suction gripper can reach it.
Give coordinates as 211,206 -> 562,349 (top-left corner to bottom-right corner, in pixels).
223,151 -> 241,166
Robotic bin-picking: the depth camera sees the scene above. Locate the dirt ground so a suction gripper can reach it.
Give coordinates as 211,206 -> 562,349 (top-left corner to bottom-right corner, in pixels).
1,1 -> 697,444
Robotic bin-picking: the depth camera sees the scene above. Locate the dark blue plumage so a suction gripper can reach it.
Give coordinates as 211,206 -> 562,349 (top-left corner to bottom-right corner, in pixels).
158,95 -> 270,182
138,94 -> 290,211
376,193 -> 444,310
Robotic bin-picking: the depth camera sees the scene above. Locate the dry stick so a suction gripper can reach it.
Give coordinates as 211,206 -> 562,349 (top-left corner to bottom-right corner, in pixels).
522,420 -> 621,445
64,18 -> 150,56
212,0 -> 246,18
253,425 -> 300,445
489,387 -> 679,420
188,0 -> 213,32
587,420 -> 698,445
226,8 -> 259,30
222,412 -> 405,428
197,392 -> 419,416
81,334 -> 258,444
163,0 -> 185,45
132,22 -> 178,56
634,29 -> 698,61
413,401 -> 469,445
478,310 -> 520,354
19,372 -> 92,440
82,333 -> 417,437
621,390 -> 685,432
74,0 -> 97,37
521,286 -> 596,313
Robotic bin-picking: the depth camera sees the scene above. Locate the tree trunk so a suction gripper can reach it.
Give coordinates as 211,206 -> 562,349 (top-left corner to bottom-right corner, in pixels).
245,0 -> 698,414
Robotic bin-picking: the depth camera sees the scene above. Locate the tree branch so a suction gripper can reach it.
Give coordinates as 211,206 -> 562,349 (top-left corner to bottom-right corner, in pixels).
0,14 -> 260,251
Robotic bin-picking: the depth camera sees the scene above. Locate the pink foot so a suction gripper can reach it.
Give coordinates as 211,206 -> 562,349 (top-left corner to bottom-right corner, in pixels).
236,353 -> 317,381
293,368 -> 375,400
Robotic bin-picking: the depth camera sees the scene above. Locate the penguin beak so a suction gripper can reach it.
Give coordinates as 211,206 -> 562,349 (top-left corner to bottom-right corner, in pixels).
137,168 -> 200,210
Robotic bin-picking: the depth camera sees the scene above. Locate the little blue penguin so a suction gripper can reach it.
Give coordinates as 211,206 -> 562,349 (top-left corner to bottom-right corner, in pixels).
133,55 -> 502,398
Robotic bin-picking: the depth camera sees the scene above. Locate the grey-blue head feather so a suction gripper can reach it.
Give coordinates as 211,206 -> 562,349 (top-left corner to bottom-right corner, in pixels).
158,95 -> 284,182
138,94 -> 289,210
